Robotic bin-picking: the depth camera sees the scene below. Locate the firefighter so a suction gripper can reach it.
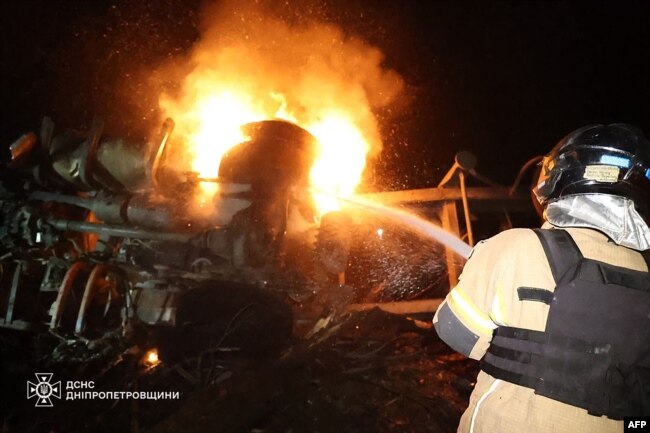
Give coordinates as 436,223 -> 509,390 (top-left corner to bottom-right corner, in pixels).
433,123 -> 650,433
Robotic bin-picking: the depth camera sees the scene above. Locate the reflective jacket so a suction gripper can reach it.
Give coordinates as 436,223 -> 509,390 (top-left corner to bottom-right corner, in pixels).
433,226 -> 649,433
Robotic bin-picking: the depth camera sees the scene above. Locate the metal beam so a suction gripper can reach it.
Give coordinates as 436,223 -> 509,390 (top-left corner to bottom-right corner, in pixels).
359,187 -> 528,206
45,219 -> 197,242
440,201 -> 462,288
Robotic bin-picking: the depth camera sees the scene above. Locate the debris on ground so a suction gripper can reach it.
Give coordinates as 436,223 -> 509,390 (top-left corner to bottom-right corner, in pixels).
1,308 -> 477,433
150,308 -> 477,433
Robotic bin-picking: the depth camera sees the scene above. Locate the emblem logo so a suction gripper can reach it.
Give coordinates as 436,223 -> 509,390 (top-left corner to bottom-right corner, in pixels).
27,373 -> 61,407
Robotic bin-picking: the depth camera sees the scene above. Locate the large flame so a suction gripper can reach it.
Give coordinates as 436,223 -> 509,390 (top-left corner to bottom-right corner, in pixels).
188,91 -> 265,182
158,3 -> 403,216
162,89 -> 370,215
307,115 -> 370,214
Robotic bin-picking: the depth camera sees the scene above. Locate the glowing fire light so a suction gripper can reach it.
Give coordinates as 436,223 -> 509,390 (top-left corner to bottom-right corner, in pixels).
143,348 -> 160,367
307,115 -> 370,215
157,12 -> 404,218
189,92 -> 264,181
162,89 -> 370,217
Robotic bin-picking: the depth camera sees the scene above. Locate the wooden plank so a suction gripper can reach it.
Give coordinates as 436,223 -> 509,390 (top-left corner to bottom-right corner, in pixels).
345,298 -> 444,314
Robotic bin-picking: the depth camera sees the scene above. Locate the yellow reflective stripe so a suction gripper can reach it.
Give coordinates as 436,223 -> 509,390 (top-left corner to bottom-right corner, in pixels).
448,288 -> 497,333
489,286 -> 507,326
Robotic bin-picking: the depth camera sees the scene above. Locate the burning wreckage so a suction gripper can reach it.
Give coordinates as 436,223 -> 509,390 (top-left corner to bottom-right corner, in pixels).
0,117 -> 354,366
0,114 -> 531,433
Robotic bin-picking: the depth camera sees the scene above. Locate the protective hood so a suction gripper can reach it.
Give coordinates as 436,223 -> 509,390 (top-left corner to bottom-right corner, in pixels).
544,194 -> 650,251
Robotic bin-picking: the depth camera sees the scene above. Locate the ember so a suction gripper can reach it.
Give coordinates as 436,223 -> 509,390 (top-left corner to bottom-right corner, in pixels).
143,349 -> 161,367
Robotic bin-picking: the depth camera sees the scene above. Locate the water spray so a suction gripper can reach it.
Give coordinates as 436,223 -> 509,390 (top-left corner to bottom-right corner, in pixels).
312,188 -> 472,259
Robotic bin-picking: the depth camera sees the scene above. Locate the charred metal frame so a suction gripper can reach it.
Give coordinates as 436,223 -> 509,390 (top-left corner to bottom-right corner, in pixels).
0,117 -> 333,356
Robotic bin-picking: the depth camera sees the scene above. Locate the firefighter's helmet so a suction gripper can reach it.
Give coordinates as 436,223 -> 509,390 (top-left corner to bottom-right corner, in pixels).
533,123 -> 650,220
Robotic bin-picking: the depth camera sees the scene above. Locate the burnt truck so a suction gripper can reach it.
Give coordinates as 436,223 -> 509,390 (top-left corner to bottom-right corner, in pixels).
0,117 -> 351,364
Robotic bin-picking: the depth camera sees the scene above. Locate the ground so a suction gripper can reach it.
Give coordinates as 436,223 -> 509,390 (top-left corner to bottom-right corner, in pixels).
1,309 -> 478,433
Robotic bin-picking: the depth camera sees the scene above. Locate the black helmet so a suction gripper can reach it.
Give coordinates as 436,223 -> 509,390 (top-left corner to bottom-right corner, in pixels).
532,123 -> 650,220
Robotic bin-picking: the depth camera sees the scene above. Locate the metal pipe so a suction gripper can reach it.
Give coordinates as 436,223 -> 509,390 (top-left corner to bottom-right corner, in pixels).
30,191 -> 94,209
6,262 -> 22,323
50,262 -> 89,329
76,264 -> 108,334
467,169 -> 503,188
459,172 -> 474,246
509,155 -> 544,195
44,219 -> 194,242
437,161 -> 459,188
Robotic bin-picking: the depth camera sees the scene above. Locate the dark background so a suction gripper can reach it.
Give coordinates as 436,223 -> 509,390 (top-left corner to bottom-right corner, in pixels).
1,0 -> 649,191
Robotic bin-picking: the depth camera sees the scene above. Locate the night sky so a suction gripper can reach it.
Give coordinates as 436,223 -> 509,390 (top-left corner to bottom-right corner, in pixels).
1,0 -> 649,191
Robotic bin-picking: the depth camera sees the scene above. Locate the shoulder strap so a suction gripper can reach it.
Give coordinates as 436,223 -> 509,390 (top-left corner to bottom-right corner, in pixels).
532,228 -> 583,284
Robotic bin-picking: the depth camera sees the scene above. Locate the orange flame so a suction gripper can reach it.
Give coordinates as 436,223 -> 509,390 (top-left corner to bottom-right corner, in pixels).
158,6 -> 403,216
307,115 -> 370,214
161,85 -> 374,216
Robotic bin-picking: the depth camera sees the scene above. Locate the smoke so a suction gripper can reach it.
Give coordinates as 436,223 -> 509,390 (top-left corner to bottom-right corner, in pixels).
158,0 -> 405,161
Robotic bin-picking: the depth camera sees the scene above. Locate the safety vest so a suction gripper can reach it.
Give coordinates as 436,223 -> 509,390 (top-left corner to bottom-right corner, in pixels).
481,229 -> 650,419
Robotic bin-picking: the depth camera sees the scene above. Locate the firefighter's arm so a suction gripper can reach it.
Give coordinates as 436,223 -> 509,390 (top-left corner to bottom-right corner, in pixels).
433,238 -> 502,360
